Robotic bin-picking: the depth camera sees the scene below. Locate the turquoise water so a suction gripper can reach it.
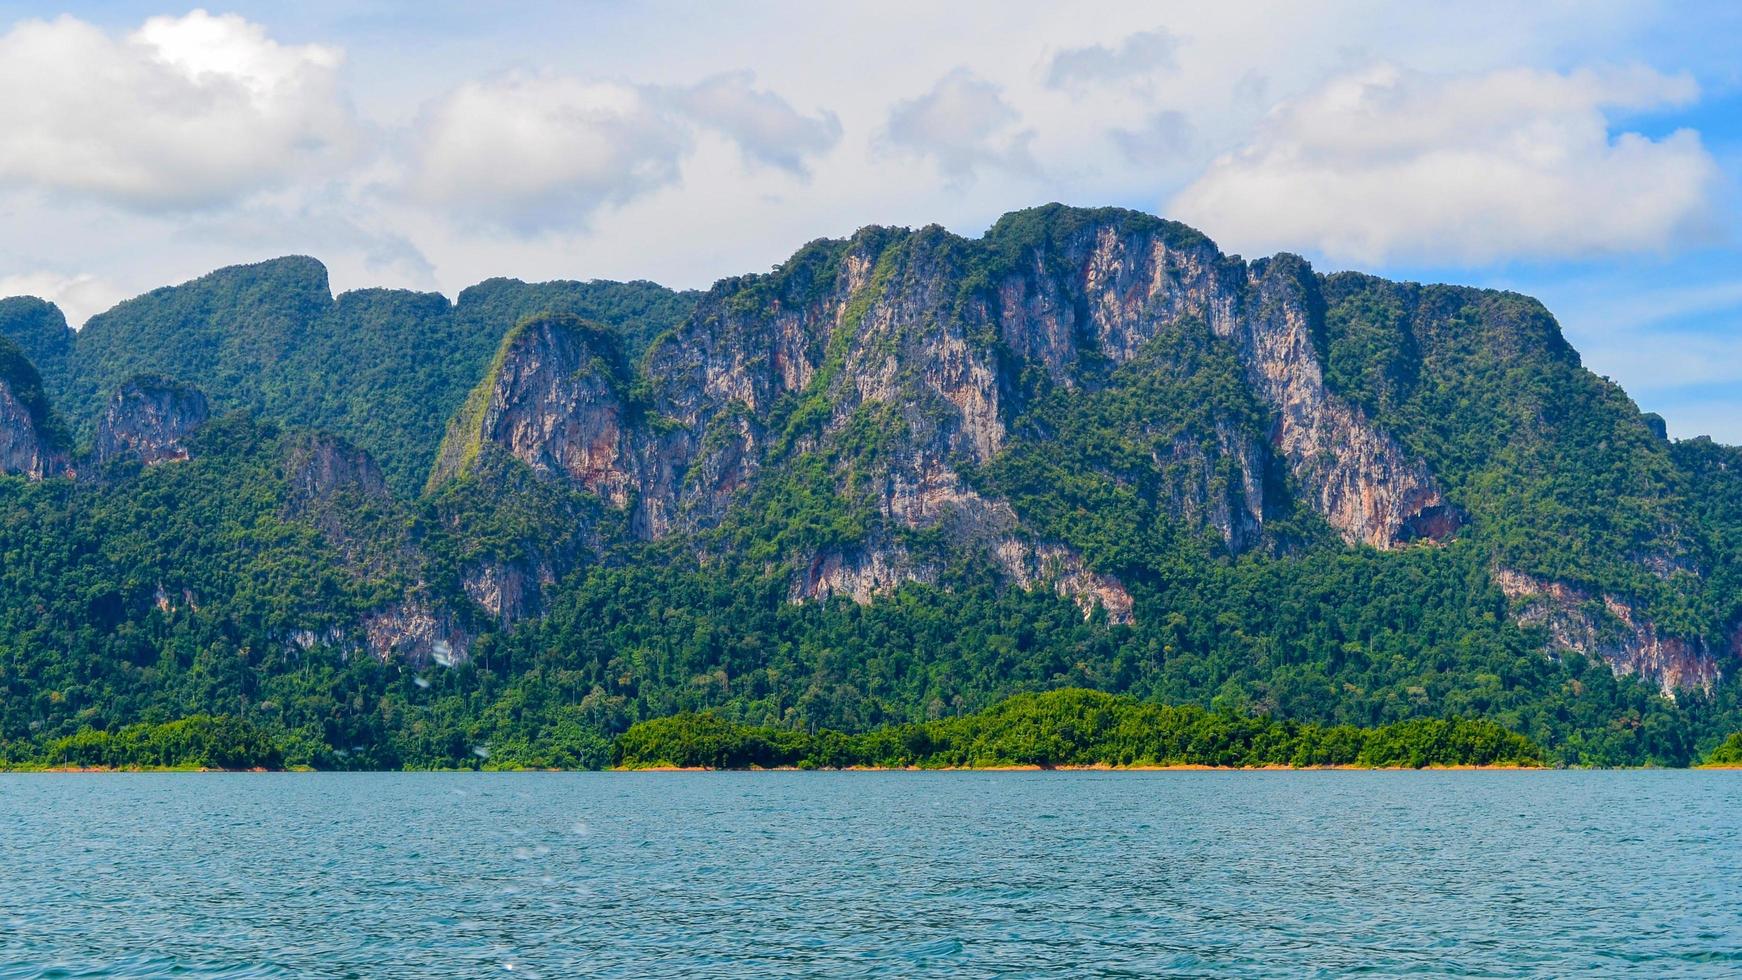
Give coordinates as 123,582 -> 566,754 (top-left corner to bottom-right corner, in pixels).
1,772 -> 1739,978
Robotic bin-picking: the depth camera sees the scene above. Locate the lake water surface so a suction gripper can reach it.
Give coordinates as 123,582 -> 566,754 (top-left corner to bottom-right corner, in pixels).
1,771 -> 1739,978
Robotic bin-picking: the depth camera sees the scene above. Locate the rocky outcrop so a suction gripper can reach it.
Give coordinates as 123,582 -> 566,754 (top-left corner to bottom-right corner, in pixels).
995,540 -> 1135,624
462,559 -> 553,626
0,377 -> 66,479
94,376 -> 208,466
431,207 -> 1465,625
1232,258 -> 1456,549
361,600 -> 470,667
430,315 -> 644,504
794,543 -> 929,606
1154,421 -> 1270,553
284,432 -> 386,500
0,341 -> 68,479
988,215 -> 1455,549
1493,568 -> 1724,695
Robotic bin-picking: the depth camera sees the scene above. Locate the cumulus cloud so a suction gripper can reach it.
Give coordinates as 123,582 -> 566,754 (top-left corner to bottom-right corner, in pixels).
408,71 -> 838,232
667,71 -> 842,174
1169,63 -> 1720,264
408,75 -> 689,233
1045,28 -> 1180,92
882,69 -> 1036,181
0,11 -> 358,211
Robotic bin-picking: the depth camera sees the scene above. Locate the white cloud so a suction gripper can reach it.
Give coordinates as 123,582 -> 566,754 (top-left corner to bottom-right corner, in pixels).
667,72 -> 842,175
1045,28 -> 1180,92
882,69 -> 1036,181
0,11 -> 358,211
1169,63 -> 1721,264
407,71 -> 839,233
407,74 -> 689,234
0,271 -> 126,330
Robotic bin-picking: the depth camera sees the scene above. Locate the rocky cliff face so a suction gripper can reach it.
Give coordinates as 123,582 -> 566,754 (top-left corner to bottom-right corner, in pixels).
0,342 -> 68,480
0,377 -> 66,479
430,315 -> 644,500
285,432 -> 387,500
93,376 -> 209,466
429,209 -> 1467,623
1493,568 -> 1724,695
362,600 -> 470,667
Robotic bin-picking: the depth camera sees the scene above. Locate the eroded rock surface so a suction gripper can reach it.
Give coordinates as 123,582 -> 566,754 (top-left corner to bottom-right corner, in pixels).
94,376 -> 209,466
430,208 -> 1469,629
1494,568 -> 1725,695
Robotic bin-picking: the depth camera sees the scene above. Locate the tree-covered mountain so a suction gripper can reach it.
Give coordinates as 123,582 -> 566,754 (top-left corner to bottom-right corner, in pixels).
1,204 -> 1739,769
37,258 -> 697,493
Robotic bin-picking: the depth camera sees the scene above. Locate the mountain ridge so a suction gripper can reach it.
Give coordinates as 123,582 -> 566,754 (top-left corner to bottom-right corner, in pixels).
1,203 -> 1738,768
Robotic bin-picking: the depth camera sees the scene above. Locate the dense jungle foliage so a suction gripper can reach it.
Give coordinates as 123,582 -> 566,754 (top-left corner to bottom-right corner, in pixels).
612,688 -> 1545,769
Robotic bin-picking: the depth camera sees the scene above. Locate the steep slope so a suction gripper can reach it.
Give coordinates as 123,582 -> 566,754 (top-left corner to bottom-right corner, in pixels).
0,338 -> 69,479
1318,274 -> 1737,692
431,208 -> 1463,622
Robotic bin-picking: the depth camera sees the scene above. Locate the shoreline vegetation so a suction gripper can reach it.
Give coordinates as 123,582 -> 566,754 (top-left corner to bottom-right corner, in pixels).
610,689 -> 1549,771
6,690 -> 1742,773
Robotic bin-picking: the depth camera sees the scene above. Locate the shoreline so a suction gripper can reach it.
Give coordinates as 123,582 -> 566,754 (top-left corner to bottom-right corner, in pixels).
14,762 -> 1742,774
618,762 -> 1550,773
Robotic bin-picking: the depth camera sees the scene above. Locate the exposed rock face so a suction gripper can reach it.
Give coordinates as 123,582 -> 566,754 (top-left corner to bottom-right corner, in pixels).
94,377 -> 209,466
0,341 -> 68,480
1493,568 -> 1724,695
284,432 -> 386,500
484,319 -> 636,504
361,600 -> 470,667
1155,421 -> 1270,553
462,560 -> 553,626
0,376 -> 66,479
989,221 -> 1455,549
432,207 -> 1464,624
282,433 -> 400,579
430,315 -> 645,505
1234,258 -> 1454,549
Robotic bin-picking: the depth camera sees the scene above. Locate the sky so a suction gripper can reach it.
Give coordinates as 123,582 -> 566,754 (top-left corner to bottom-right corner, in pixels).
0,1 -> 1737,441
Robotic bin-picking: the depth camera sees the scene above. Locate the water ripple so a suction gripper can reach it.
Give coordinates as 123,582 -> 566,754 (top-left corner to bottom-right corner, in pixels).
0,771 -> 1738,977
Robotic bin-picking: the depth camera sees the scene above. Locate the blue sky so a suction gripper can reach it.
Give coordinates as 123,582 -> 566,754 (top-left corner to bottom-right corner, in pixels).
0,2 -> 1736,442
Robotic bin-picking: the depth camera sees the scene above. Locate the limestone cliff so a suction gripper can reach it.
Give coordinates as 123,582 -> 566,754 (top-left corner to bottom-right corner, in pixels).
426,209 -> 1468,624
429,314 -> 642,502
93,376 -> 209,466
0,339 -> 68,479
1493,569 -> 1724,695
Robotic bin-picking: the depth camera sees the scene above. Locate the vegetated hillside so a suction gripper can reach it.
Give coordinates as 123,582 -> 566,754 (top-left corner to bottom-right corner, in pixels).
0,204 -> 1739,770
12,259 -> 697,493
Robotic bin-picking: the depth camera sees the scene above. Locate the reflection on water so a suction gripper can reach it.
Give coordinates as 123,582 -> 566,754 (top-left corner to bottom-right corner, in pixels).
0,771 -> 1739,977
